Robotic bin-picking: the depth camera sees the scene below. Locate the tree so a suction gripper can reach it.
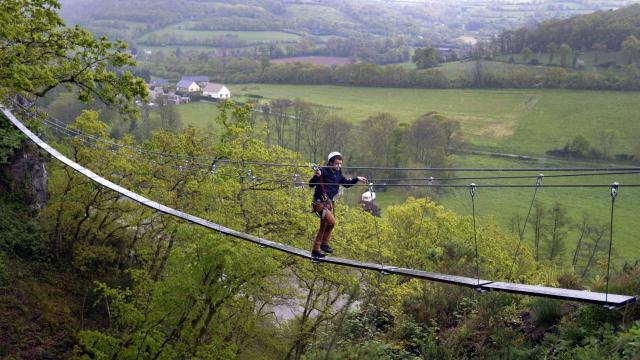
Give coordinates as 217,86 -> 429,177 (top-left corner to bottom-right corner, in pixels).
569,135 -> 590,156
359,113 -> 399,169
260,51 -> 271,75
546,42 -> 558,65
532,201 -> 546,262
621,35 -> 640,65
520,47 -> 533,62
0,0 -> 146,110
558,43 -> 572,67
0,0 -> 146,199
545,202 -> 569,262
591,42 -> 607,65
412,47 -> 439,69
409,115 -> 447,168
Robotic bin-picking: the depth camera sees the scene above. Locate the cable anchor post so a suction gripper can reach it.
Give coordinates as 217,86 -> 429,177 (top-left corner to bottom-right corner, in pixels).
610,181 -> 619,199
469,182 -> 477,198
293,174 -> 303,189
604,181 -> 619,307
247,169 -> 256,182
536,173 -> 544,188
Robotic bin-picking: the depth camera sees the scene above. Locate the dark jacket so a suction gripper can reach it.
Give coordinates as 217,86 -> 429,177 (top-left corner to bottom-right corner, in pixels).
309,167 -> 359,201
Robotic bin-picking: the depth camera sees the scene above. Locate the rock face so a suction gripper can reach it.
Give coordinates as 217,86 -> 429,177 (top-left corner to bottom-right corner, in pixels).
1,142 -> 48,212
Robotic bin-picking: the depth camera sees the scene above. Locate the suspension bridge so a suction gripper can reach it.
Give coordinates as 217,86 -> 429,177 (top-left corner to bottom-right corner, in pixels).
1,104 -> 637,308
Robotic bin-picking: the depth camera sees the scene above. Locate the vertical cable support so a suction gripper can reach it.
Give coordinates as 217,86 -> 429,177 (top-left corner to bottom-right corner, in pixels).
469,183 -> 480,288
605,182 -> 619,306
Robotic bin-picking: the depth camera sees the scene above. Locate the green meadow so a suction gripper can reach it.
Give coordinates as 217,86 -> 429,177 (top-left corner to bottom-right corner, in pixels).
230,84 -> 640,156
176,85 -> 640,262
177,102 -> 221,130
138,22 -> 301,43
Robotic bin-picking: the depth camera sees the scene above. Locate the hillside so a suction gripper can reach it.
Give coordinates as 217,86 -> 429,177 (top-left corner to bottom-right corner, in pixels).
57,0 -> 640,65
494,4 -> 640,54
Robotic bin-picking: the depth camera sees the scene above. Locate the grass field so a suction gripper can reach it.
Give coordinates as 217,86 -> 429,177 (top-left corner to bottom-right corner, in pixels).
177,102 -> 221,130
336,154 -> 640,264
138,22 -> 301,43
174,87 -> 640,262
436,60 -> 548,79
229,84 -> 640,156
286,4 -> 353,25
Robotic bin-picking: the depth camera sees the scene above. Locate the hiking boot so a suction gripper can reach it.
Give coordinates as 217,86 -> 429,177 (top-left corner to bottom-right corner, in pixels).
311,250 -> 326,258
320,244 -> 334,254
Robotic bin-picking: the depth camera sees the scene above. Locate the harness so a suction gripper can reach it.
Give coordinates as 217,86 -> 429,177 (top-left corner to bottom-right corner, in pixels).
313,167 -> 333,219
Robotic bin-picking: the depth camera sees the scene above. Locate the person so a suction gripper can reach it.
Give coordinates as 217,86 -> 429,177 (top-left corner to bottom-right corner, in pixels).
308,151 -> 367,258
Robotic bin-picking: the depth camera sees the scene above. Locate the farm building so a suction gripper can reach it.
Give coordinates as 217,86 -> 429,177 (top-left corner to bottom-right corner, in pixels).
176,80 -> 200,93
150,79 -> 169,87
202,83 -> 231,99
181,75 -> 209,86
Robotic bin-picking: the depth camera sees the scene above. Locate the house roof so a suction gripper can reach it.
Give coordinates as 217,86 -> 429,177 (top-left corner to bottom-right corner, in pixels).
202,83 -> 227,93
151,79 -> 169,86
181,75 -> 209,82
176,80 -> 198,88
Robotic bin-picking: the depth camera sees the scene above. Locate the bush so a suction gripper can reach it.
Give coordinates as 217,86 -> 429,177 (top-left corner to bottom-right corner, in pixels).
531,298 -> 563,327
0,197 -> 49,261
528,58 -> 541,65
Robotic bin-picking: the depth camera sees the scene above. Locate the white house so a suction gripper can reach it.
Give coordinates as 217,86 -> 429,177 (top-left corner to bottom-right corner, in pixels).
202,83 -> 231,99
176,80 -> 200,93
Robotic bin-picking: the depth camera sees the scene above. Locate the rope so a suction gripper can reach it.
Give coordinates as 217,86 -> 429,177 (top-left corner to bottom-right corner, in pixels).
510,174 -> 543,279
365,171 -> 640,182
605,182 -> 619,306
7,97 -> 640,174
3,105 -> 636,308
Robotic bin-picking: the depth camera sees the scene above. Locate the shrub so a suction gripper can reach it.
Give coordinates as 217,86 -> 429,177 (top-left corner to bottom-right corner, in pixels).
0,197 -> 49,261
531,298 -> 563,327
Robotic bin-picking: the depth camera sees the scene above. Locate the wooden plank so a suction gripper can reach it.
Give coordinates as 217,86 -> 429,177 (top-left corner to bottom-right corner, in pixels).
482,282 -> 637,307
389,267 -> 492,288
323,257 -> 384,272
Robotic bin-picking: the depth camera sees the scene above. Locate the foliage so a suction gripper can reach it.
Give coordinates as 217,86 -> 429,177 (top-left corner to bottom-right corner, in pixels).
0,115 -> 22,164
0,195 -> 49,260
493,4 -> 640,53
412,47 -> 440,69
530,298 -> 563,327
0,0 -> 146,113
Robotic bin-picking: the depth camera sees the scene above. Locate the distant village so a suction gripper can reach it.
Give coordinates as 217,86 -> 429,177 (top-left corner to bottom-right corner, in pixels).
140,75 -> 231,107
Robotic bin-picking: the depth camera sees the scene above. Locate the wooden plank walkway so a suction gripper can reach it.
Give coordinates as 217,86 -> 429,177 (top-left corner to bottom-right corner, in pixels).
2,106 -> 636,308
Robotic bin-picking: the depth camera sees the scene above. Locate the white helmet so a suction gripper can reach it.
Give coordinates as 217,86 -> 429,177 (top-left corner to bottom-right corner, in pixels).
327,151 -> 342,161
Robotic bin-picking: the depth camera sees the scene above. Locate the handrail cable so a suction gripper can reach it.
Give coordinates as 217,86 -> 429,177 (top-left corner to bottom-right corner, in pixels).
2,105 -> 636,307
33,125 -> 640,189
10,99 -> 640,174
46,121 -> 640,182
